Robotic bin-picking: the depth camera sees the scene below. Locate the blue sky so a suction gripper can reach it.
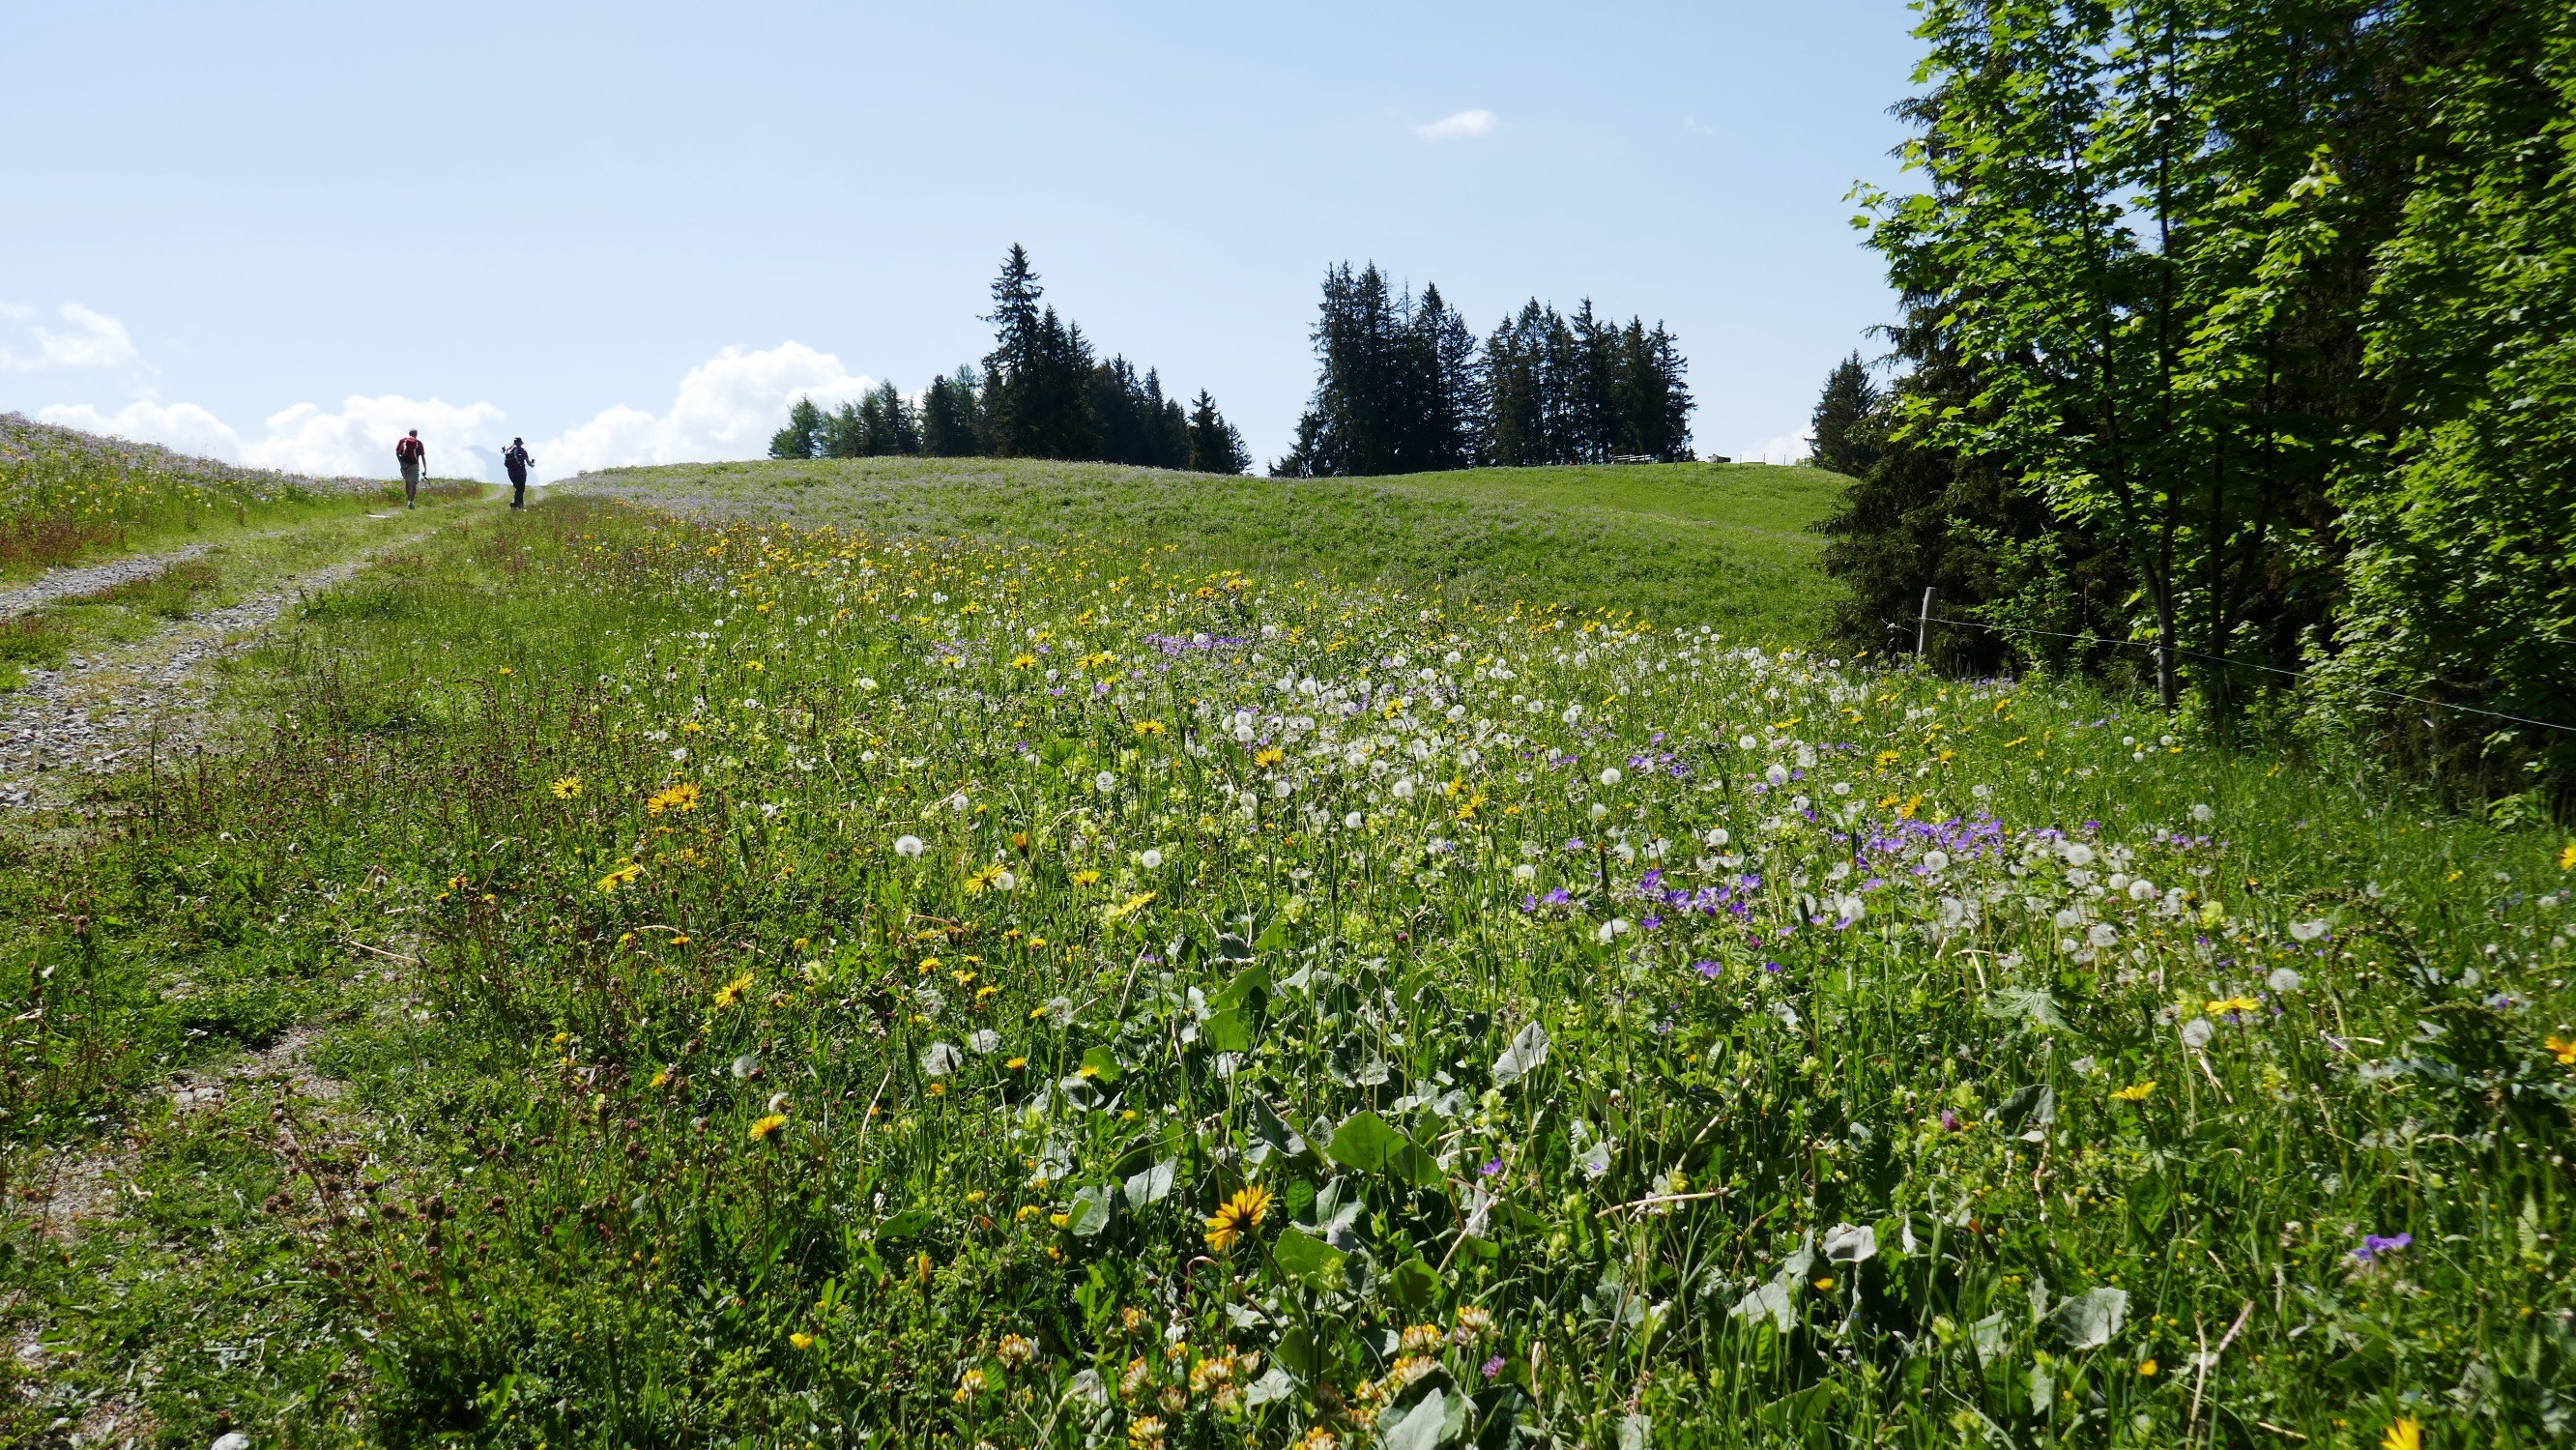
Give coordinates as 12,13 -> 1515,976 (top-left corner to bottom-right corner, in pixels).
2,0 -> 1923,481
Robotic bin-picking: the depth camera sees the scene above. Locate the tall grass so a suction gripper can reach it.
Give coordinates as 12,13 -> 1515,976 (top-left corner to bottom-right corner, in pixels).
0,413 -> 381,574
3,496 -> 2569,1448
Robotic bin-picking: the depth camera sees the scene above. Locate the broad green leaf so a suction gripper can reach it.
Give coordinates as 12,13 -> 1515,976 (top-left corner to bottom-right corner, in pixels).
1379,1386 -> 1448,1450
1206,1008 -> 1254,1054
1388,1257 -> 1442,1312
1123,1158 -> 1177,1207
1068,1183 -> 1114,1237
2044,1287 -> 2127,1350
1329,1110 -> 1404,1173
875,1207 -> 935,1243
1079,1045 -> 1125,1084
1270,1225 -> 1346,1290
1491,1021 -> 1549,1087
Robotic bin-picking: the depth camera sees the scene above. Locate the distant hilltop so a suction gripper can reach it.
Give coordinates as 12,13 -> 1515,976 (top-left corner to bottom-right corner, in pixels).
0,411 -> 376,500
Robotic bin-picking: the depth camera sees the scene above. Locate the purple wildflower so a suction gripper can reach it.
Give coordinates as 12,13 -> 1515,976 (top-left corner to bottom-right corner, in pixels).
1482,1355 -> 1506,1380
2351,1232 -> 2412,1265
1693,960 -> 1722,979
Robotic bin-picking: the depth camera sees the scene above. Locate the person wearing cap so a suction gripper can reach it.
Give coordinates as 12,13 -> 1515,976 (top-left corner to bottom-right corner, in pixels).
394,429 -> 426,508
503,437 -> 535,509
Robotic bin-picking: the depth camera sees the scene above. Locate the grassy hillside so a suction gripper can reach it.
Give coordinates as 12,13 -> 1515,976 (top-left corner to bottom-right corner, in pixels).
560,457 -> 1846,642
0,413 -> 391,577
3,491 -> 2568,1448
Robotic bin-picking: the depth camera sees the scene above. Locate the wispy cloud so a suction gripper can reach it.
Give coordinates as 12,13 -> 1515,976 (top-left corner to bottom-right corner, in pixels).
2,303 -> 139,371
1413,108 -> 1498,143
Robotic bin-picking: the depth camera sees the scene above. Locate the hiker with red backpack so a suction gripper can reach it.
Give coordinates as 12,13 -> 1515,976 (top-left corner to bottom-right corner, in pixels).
394,429 -> 426,508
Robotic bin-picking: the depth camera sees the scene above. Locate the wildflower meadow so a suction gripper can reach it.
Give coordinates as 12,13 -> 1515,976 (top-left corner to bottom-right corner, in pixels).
4,496 -> 2568,1448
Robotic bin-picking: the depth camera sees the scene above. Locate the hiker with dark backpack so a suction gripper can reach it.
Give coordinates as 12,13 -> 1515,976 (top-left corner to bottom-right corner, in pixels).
394,429 -> 426,508
503,438 -> 535,509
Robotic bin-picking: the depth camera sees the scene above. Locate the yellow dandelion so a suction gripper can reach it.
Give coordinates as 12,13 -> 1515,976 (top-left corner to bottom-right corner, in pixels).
747,1113 -> 788,1141
550,775 -> 583,798
2383,1418 -> 2420,1450
713,970 -> 756,1009
2562,842 -> 2576,871
1070,869 -> 1102,886
596,862 -> 644,894
1203,1183 -> 1273,1252
2550,1036 -> 2576,1066
1253,747 -> 1285,767
2206,995 -> 2261,1015
646,781 -> 702,816
1105,890 -> 1156,922
2111,1080 -> 2157,1102
1134,719 -> 1167,736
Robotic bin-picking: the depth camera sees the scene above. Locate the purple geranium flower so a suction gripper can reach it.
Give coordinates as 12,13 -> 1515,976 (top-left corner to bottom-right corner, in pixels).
2351,1232 -> 2412,1265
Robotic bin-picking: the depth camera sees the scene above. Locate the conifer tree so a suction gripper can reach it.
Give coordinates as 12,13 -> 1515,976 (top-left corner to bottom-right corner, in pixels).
1186,390 -> 1251,475
768,395 -> 825,459
1809,353 -> 1880,478
921,368 -> 985,456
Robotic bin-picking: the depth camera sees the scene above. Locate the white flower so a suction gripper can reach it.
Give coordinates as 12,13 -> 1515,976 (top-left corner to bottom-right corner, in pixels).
1094,770 -> 1116,794
2061,842 -> 2096,867
1923,850 -> 1950,873
2087,922 -> 2119,947
1273,779 -> 1291,798
2190,802 -> 2213,824
670,746 -> 689,762
1392,779 -> 1415,799
2180,1017 -> 2214,1050
1344,812 -> 1364,829
2289,918 -> 2330,942
1234,723 -> 1256,743
1737,734 -> 1759,750
732,1053 -> 760,1079
1447,704 -> 1466,722
1513,863 -> 1536,882
1834,781 -> 1853,796
1705,827 -> 1730,848
893,834 -> 926,858
1595,918 -> 1632,944
922,1041 -> 962,1076
969,1029 -> 1001,1054
2267,967 -> 2303,994
1562,703 -> 1584,725
1589,802 -> 1609,822
767,1090 -> 792,1113
2054,908 -> 2082,930
1600,767 -> 1623,787
1765,764 -> 1790,787
1141,849 -> 1164,870
2127,878 -> 2156,902
858,677 -> 880,692
994,870 -> 1017,892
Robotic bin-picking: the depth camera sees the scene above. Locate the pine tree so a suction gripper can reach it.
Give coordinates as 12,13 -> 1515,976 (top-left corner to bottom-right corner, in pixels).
1809,353 -> 1880,478
1186,390 -> 1251,475
768,396 -> 825,460
921,368 -> 985,456
982,246 -> 1101,460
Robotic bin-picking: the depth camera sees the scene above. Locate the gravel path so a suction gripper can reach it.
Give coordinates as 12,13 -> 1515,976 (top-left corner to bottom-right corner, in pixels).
0,528 -> 428,809
0,522 -> 412,620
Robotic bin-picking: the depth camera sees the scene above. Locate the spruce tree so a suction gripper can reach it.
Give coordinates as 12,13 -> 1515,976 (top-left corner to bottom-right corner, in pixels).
1186,391 -> 1251,475
1809,353 -> 1880,478
921,368 -> 986,456
768,395 -> 825,460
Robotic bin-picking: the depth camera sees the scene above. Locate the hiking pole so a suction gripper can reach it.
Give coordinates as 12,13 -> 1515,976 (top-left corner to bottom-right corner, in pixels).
1915,587 -> 1936,662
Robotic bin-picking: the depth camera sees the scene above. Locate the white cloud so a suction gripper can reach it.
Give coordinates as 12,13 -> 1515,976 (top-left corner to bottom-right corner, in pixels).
1739,428 -> 1814,466
3,303 -> 140,371
245,395 -> 511,478
1413,108 -> 1499,143
29,338 -> 873,482
38,399 -> 245,461
538,341 -> 873,477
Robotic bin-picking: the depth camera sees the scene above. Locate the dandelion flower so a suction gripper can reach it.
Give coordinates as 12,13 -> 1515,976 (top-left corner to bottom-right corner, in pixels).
2383,1418 -> 2421,1450
2206,995 -> 2260,1016
2110,1080 -> 2156,1102
1599,767 -> 1622,787
646,781 -> 701,816
893,834 -> 926,858
1203,1183 -> 1273,1252
550,775 -> 582,798
713,971 -> 756,1009
1141,849 -> 1164,870
2180,1017 -> 2215,1049
747,1113 -> 788,1141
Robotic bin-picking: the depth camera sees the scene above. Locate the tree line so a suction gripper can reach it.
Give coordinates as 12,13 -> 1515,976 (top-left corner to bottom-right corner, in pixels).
770,246 -> 1251,475
1817,0 -> 2576,805
1274,263 -> 1693,477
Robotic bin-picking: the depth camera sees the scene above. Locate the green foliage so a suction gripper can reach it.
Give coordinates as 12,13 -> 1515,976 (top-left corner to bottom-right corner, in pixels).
2317,5 -> 2576,792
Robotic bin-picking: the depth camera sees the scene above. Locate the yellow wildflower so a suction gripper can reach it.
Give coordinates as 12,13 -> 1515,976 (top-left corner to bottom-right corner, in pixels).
747,1113 -> 788,1141
2111,1080 -> 2157,1102
2384,1419 -> 2420,1450
646,781 -> 702,816
1203,1183 -> 1273,1252
549,775 -> 582,798
713,970 -> 756,1009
